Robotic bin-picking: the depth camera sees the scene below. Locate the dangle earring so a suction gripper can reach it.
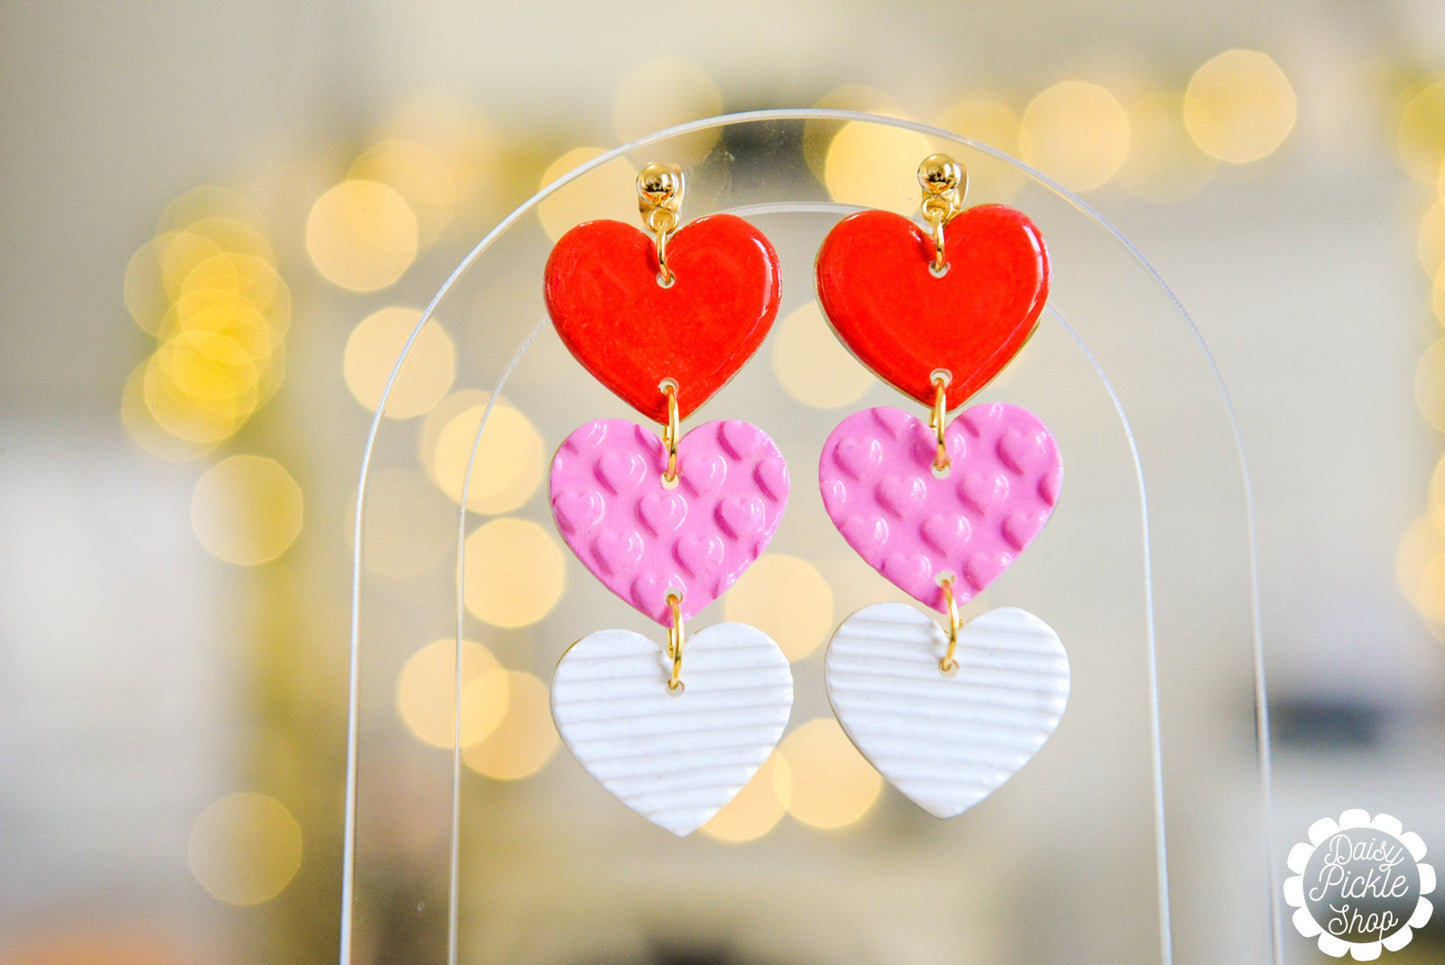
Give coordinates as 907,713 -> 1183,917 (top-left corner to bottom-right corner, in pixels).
543,163 -> 793,836
813,154 -> 1071,819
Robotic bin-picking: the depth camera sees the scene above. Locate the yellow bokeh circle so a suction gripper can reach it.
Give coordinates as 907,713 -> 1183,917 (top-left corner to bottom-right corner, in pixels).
805,86 -> 904,181
700,751 -> 792,844
1414,339 -> 1445,434
1020,81 -> 1130,193
463,671 -> 560,780
306,180 -> 419,291
463,519 -> 565,627
537,148 -> 638,242
824,121 -> 932,213
423,393 -> 545,514
725,555 -> 834,662
932,94 -> 1027,200
780,718 -> 882,830
1184,49 -> 1297,165
191,455 -> 304,566
188,793 -> 303,906
613,60 -> 723,165
343,306 -> 456,419
349,140 -> 457,246
772,302 -> 875,409
396,638 -> 510,749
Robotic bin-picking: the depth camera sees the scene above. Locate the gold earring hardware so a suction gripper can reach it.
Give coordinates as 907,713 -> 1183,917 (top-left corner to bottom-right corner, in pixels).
938,576 -> 961,676
927,371 -> 951,473
659,378 -> 681,486
918,153 -> 967,275
637,162 -> 684,285
665,591 -> 686,694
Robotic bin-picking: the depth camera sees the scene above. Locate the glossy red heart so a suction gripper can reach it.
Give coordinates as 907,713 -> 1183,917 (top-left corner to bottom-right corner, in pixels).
545,214 -> 781,424
815,206 -> 1049,410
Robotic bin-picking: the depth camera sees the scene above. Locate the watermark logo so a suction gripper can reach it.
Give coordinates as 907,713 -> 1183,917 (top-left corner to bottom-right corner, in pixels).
1284,810 -> 1436,959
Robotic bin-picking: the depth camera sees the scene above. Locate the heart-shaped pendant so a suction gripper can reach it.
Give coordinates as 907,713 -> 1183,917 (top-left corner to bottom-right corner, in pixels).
825,602 -> 1069,818
818,404 -> 1060,612
815,206 -> 1048,409
551,623 -> 793,836
545,214 -> 782,423
550,419 -> 788,624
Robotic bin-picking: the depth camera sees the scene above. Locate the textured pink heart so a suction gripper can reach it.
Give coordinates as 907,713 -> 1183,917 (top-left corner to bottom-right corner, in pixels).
550,419 -> 788,624
819,404 -> 1061,612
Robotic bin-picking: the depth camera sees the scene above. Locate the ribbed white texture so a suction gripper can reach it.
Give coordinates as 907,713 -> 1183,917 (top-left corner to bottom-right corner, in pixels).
825,602 -> 1070,819
551,624 -> 792,836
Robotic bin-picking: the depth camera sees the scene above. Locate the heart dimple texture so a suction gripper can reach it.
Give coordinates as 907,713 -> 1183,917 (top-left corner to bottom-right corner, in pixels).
819,404 -> 1061,612
551,623 -> 793,836
825,602 -> 1069,819
550,419 -> 788,624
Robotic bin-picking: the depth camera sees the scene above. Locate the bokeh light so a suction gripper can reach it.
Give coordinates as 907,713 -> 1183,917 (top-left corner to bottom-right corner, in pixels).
1116,92 -> 1219,203
772,302 -> 875,409
1397,515 -> 1445,621
1397,77 -> 1445,184
396,638 -> 510,749
191,455 -> 304,565
537,147 -> 638,241
700,751 -> 792,844
379,93 -> 500,223
349,140 -> 457,245
358,466 -> 455,580
159,185 -> 268,236
932,94 -> 1027,199
1430,454 -> 1445,529
343,306 -> 456,419
724,555 -> 834,662
463,671 -> 560,780
1019,80 -> 1130,193
1184,50 -> 1297,164
187,793 -> 303,906
805,86 -> 905,181
824,120 -> 932,213
1413,338 -> 1445,433
422,390 -> 545,514
121,363 -> 218,461
1419,203 -> 1445,276
613,60 -> 723,165
140,345 -> 253,445
306,180 -> 419,291
780,718 -> 882,830
463,518 -> 565,627
125,190 -> 291,452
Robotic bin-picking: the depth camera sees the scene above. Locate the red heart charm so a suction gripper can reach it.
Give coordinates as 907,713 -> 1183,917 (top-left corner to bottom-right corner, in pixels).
815,206 -> 1049,410
545,214 -> 782,424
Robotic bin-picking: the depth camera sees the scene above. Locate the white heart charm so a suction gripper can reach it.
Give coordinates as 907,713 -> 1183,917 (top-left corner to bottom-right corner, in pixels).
825,602 -> 1070,819
551,623 -> 793,836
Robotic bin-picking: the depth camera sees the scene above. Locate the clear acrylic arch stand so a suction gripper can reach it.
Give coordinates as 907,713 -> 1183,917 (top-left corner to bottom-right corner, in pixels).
343,110 -> 1280,964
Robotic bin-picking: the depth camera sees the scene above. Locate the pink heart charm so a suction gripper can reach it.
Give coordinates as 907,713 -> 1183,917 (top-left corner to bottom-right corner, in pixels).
550,419 -> 788,624
819,404 -> 1061,612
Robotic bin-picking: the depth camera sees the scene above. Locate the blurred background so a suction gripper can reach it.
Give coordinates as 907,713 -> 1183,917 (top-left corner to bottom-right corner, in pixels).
3,2 -> 1445,963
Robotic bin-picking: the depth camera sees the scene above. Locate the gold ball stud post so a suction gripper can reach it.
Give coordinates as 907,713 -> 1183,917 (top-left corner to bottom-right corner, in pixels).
918,153 -> 966,199
637,162 -> 684,213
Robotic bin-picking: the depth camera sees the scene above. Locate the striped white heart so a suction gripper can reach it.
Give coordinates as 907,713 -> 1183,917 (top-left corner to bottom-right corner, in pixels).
825,602 -> 1070,819
551,623 -> 792,836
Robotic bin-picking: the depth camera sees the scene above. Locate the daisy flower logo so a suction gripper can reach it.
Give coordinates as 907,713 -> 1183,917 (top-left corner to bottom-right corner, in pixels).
1284,810 -> 1435,959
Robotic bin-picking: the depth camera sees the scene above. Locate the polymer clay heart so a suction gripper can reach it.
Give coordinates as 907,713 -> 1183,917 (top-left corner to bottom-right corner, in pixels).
815,206 -> 1049,409
545,214 -> 782,423
825,602 -> 1069,818
818,404 -> 1060,612
550,418 -> 788,624
551,623 -> 793,836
